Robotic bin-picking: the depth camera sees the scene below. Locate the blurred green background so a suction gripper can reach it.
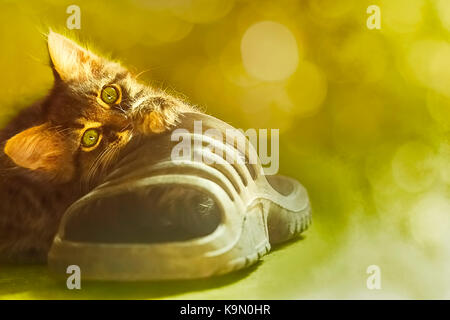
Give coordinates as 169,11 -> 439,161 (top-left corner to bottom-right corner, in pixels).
0,0 -> 449,299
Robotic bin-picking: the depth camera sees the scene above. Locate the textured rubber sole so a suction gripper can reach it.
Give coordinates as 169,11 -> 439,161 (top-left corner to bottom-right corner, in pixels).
48,195 -> 311,280
48,112 -> 312,280
224,191 -> 312,274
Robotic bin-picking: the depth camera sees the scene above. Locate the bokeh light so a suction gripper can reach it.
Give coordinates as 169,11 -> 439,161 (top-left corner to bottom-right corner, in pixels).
171,0 -> 234,24
434,0 -> 450,32
437,139 -> 450,184
409,192 -> 450,247
308,0 -> 355,23
392,141 -> 437,193
427,91 -> 450,130
405,39 -> 450,97
1,0 -> 449,300
380,0 -> 426,34
286,61 -> 327,117
241,21 -> 300,81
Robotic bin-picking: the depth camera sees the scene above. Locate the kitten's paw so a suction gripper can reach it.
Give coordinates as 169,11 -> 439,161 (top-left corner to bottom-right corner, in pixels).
135,111 -> 167,135
131,96 -> 189,135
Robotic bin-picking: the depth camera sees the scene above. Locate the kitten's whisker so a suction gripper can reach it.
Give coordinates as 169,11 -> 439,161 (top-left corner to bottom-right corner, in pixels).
56,127 -> 72,134
135,69 -> 152,80
83,145 -> 110,191
83,141 -> 122,192
115,104 -> 128,115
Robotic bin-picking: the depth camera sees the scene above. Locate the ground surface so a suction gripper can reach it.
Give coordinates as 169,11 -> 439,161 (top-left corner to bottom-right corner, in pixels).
1,214 -> 448,299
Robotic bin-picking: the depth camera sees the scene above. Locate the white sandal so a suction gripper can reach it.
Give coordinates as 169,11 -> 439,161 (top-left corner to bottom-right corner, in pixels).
48,112 -> 311,280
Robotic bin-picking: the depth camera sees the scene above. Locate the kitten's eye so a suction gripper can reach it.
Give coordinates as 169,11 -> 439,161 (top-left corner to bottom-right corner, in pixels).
100,85 -> 119,104
81,128 -> 100,148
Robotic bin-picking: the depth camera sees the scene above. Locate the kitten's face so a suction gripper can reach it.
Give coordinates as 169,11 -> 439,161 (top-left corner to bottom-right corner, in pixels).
3,32 -> 170,186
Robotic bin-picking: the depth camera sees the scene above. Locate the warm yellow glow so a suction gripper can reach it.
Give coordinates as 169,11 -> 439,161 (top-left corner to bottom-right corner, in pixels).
171,0 -> 234,24
435,0 -> 450,32
308,0 -> 355,20
145,15 -> 193,44
286,61 -> 327,117
427,91 -> 450,130
391,141 -> 437,193
241,21 -> 299,82
238,83 -> 294,131
219,40 -> 259,87
335,32 -> 387,83
437,140 -> 450,184
381,0 -> 426,33
409,192 -> 450,246
406,40 -> 450,97
2,0 -> 450,300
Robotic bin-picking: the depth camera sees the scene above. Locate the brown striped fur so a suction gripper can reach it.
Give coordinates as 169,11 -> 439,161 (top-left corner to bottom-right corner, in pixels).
0,31 -> 195,263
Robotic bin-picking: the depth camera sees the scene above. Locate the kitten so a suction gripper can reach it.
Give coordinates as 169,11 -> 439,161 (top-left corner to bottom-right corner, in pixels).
0,31 -> 196,263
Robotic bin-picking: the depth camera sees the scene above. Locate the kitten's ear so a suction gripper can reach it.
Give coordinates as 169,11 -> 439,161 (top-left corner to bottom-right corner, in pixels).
47,31 -> 100,81
4,123 -> 74,182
